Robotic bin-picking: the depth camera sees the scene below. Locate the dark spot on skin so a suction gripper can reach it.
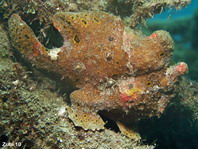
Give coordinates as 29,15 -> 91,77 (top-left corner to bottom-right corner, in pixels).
116,62 -> 119,64
81,19 -> 87,25
93,17 -> 99,22
108,36 -> 114,41
71,16 -> 74,19
24,34 -> 29,39
160,52 -> 165,56
146,82 -> 151,86
107,56 -> 112,61
74,35 -> 80,43
66,20 -> 71,25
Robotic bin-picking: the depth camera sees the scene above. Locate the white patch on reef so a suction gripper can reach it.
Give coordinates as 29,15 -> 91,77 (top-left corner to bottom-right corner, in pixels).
48,48 -> 61,60
58,106 -> 66,116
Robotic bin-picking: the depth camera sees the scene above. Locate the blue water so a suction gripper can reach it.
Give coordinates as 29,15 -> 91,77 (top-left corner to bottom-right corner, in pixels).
151,0 -> 198,20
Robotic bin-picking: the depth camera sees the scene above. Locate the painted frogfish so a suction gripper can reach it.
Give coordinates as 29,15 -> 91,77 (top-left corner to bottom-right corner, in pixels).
8,11 -> 188,139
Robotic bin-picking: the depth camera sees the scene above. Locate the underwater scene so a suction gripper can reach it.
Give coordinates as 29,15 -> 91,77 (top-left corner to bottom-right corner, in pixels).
0,0 -> 197,149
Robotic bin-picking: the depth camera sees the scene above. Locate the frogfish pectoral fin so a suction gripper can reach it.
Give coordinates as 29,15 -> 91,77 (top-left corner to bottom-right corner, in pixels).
68,105 -> 105,131
117,122 -> 141,141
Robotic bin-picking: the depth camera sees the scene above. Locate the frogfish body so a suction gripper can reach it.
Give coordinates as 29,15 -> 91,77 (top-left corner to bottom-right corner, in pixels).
8,11 -> 188,139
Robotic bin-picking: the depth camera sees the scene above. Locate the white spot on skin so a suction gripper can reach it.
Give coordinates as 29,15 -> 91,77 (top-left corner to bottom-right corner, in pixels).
73,61 -> 86,72
126,61 -> 134,73
153,85 -> 161,92
48,48 -> 61,60
122,30 -> 132,58
165,66 -> 174,77
117,77 -> 135,94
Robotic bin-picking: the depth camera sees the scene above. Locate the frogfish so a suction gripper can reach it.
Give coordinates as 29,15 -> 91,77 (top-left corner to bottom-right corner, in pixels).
8,11 -> 188,140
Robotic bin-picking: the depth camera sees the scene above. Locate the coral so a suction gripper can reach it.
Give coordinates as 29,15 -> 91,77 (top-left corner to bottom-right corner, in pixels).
8,11 -> 188,139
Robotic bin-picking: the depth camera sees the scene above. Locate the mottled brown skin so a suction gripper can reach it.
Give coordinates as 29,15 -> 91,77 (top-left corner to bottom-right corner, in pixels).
70,62 -> 187,111
9,12 -> 173,87
8,11 -> 188,137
